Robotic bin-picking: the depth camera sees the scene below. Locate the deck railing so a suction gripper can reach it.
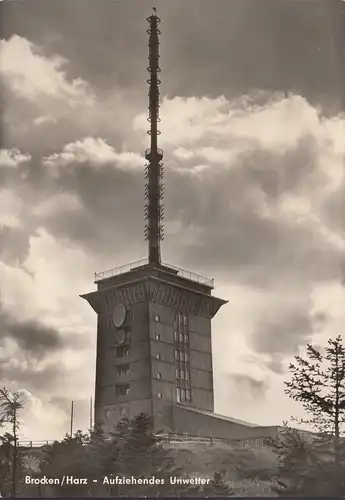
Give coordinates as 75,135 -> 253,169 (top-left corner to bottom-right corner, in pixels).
18,434 -> 268,449
18,440 -> 54,448
94,258 -> 214,287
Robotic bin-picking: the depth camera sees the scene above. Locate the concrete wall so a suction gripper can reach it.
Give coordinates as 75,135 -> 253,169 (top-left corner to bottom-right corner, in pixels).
95,296 -> 152,428
100,398 -> 153,433
152,399 -> 174,433
173,405 -> 279,440
149,301 -> 176,406
189,314 -> 214,411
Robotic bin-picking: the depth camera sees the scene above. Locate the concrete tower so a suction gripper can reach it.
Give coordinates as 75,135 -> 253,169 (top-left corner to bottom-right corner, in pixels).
81,9 -> 227,435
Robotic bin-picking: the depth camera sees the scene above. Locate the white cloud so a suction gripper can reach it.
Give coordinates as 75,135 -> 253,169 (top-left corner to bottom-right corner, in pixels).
0,36 -> 143,159
43,137 -> 144,170
32,192 -> 83,218
0,35 -> 94,105
33,115 -> 57,126
0,148 -> 31,168
136,93 -> 345,158
0,189 -> 23,227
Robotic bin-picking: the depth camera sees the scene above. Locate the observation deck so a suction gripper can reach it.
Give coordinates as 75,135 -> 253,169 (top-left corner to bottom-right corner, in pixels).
94,258 -> 214,288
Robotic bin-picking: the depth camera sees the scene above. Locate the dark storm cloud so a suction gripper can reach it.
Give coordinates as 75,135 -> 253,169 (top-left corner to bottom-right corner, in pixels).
39,161 -> 145,258
0,151 -> 146,260
0,225 -> 32,265
0,76 -> 132,157
250,309 -> 329,373
322,181 -> 345,239
253,314 -> 314,357
0,363 -> 62,393
236,311 -> 330,375
0,304 -> 63,356
1,0 -> 344,111
230,373 -> 268,398
264,358 -> 285,375
50,396 -> 90,421
2,133 -> 340,290
163,148 -> 345,287
0,299 -> 89,357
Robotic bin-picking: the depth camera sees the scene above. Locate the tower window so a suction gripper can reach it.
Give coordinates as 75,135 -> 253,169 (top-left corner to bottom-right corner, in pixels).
184,334 -> 188,343
183,314 -> 188,325
155,333 -> 161,340
154,314 -> 160,322
176,388 -> 181,403
116,384 -> 130,396
175,350 -> 179,360
181,389 -> 185,401
157,392 -> 162,399
176,368 -> 179,379
180,352 -> 185,362
174,331 -> 178,341
179,333 -> 183,343
116,347 -> 129,358
180,370 -> 185,379
156,353 -> 161,360
156,372 -> 161,379
116,364 -> 130,377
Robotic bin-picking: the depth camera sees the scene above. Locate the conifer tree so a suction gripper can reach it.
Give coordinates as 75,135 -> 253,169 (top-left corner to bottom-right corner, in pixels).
0,388 -> 24,498
274,335 -> 345,496
201,471 -> 233,497
38,430 -> 92,497
112,413 -> 181,497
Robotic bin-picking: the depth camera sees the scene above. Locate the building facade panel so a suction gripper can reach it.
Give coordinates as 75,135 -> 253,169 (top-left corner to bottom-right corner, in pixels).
151,358 -> 176,383
100,398 -> 153,433
190,368 -> 213,390
173,406 -> 278,440
131,302 -> 149,340
150,301 -> 175,325
126,359 -> 151,381
190,350 -> 212,371
189,314 -> 211,336
130,340 -> 150,361
150,341 -> 175,363
152,379 -> 175,401
152,399 -> 174,432
189,387 -> 213,412
189,331 -> 212,353
150,321 -> 174,344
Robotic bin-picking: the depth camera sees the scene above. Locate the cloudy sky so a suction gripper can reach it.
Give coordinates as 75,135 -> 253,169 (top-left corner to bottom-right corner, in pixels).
0,0 -> 345,441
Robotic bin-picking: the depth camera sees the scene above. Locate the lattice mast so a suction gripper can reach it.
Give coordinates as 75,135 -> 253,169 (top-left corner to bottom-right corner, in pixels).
145,7 -> 164,265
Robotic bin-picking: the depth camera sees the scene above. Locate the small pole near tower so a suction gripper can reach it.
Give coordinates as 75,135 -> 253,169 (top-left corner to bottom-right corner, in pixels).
70,400 -> 74,437
89,397 -> 93,430
144,7 -> 164,266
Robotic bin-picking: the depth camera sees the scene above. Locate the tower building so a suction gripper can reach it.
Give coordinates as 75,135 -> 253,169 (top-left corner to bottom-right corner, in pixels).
81,9 -> 278,441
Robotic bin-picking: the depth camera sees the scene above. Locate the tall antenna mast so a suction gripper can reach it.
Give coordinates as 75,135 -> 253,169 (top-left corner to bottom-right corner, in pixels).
145,7 -> 164,265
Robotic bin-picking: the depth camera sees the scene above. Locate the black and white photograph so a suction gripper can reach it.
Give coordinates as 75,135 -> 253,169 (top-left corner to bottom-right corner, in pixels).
0,0 -> 345,497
